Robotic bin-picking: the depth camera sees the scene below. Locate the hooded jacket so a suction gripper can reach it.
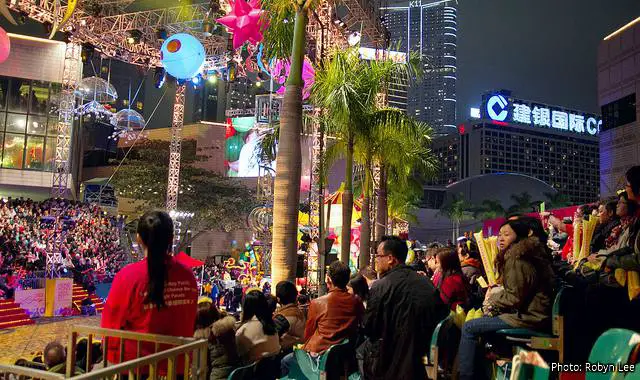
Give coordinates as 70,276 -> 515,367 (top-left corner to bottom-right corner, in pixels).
194,315 -> 240,380
275,303 -> 306,351
487,237 -> 555,330
460,257 -> 483,286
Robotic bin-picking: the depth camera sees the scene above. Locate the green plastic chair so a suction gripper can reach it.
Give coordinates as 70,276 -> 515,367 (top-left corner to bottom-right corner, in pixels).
426,315 -> 453,380
495,286 -> 572,362
586,328 -> 640,380
227,361 -> 258,380
281,339 -> 358,380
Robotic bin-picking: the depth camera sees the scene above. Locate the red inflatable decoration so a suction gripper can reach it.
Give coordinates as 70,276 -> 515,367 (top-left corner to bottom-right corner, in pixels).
225,125 -> 236,139
0,27 -> 10,64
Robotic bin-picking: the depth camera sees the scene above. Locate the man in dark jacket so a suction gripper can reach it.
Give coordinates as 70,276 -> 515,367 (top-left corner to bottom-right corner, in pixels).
359,236 -> 447,380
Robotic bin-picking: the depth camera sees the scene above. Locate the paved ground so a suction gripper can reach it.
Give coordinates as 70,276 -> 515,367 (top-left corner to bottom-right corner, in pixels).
0,316 -> 101,364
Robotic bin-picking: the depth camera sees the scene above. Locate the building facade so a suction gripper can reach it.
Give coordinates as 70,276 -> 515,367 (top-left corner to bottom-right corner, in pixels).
427,90 -> 601,205
382,0 -> 457,135
598,17 -> 640,198
0,34 -> 77,199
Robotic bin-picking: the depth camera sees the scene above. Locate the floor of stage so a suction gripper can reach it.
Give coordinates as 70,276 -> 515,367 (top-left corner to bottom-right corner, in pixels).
0,316 -> 101,365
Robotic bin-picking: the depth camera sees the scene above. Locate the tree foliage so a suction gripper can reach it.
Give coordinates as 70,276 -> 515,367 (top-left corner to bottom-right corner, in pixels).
110,140 -> 257,251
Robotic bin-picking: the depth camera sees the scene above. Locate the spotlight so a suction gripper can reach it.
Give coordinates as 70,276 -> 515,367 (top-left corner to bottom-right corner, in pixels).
202,20 -> 216,37
191,75 -> 202,87
347,31 -> 361,46
81,43 -> 95,63
156,27 -> 168,43
127,30 -> 142,44
207,75 -> 217,84
255,81 -> 262,87
154,67 -> 166,89
43,21 -> 53,35
16,11 -> 27,25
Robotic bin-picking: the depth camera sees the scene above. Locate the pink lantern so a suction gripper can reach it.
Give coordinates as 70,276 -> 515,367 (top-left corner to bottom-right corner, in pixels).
271,57 -> 315,100
216,0 -> 265,49
0,27 -> 10,64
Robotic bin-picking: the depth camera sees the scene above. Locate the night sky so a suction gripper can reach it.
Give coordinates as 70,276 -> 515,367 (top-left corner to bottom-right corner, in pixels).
456,0 -> 640,122
1,1 -> 639,127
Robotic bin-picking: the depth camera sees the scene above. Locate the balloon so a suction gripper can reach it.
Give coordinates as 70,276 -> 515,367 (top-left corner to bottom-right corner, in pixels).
231,240 -> 238,247
160,33 -> 206,80
231,116 -> 255,133
0,27 -> 10,63
225,135 -> 243,162
225,125 -> 236,139
216,0 -> 264,49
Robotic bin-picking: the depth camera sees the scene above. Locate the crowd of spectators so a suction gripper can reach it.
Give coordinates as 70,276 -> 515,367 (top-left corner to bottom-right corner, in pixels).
0,197 -> 127,298
15,165 -> 640,379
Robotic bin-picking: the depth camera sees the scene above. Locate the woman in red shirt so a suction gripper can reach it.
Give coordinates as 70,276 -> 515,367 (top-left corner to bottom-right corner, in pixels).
436,248 -> 469,311
101,210 -> 198,370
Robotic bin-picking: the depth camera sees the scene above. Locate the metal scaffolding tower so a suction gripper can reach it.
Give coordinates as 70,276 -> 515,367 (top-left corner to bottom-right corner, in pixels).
166,85 -> 186,211
51,42 -> 81,199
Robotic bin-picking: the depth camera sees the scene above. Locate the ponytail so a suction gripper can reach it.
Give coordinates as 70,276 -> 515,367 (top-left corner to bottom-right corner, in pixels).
137,210 -> 174,310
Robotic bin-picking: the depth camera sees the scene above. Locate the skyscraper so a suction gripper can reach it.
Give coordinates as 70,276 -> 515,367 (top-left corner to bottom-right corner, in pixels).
382,0 -> 457,135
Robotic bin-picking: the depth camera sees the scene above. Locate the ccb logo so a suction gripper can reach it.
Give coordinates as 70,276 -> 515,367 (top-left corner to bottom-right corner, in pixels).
486,95 -> 509,121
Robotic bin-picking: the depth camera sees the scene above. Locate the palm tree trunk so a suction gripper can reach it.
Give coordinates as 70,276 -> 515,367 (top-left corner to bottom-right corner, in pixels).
270,8 -> 306,284
359,161 -> 371,269
375,164 -> 388,240
341,134 -> 354,265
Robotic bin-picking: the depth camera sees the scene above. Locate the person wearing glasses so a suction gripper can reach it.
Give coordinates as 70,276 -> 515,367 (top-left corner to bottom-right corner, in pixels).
358,236 -> 447,380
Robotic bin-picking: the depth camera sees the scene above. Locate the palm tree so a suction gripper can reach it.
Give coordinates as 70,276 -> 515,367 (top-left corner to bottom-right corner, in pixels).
472,199 -> 506,220
544,192 -> 572,209
507,192 -> 539,215
440,193 -> 473,241
312,46 -> 380,264
260,0 -> 319,283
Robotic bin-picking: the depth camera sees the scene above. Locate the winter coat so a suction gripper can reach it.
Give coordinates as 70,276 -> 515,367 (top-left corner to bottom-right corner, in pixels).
361,264 -> 448,380
461,258 -> 483,286
605,217 -> 640,272
275,303 -> 306,351
439,272 -> 468,310
194,316 -> 240,380
235,316 -> 281,364
486,237 -> 555,330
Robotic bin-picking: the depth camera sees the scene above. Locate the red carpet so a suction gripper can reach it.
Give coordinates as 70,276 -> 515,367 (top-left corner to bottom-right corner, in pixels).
0,299 -> 35,329
72,284 -> 104,314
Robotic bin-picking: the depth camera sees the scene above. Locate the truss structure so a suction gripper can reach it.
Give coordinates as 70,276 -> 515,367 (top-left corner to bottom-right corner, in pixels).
9,0 -> 227,68
166,85 -> 186,211
51,42 -> 81,199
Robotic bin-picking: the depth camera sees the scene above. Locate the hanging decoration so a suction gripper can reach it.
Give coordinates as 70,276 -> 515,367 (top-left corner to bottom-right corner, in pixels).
75,76 -> 118,103
0,0 -> 17,25
160,33 -> 206,80
216,0 -> 264,49
0,26 -> 10,63
48,0 -> 78,39
271,57 -> 315,99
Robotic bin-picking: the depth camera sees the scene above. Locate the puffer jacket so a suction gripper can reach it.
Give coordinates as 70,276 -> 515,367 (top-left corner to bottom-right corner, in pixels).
487,237 -> 555,330
194,316 -> 240,380
461,258 -> 483,286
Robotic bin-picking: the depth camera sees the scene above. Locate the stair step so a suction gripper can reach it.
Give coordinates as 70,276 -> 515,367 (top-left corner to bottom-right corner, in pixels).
0,318 -> 35,329
0,307 -> 25,316
0,312 -> 29,323
0,302 -> 19,310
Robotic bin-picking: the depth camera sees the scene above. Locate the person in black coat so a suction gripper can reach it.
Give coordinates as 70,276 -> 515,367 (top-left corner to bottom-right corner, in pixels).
358,236 -> 448,380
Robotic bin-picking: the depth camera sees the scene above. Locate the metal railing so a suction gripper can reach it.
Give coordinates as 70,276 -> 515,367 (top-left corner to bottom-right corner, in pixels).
0,325 -> 208,380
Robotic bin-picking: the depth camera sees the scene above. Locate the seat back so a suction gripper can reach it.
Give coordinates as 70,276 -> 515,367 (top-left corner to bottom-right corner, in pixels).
428,315 -> 453,380
586,328 -> 640,380
551,286 -> 572,337
227,361 -> 258,380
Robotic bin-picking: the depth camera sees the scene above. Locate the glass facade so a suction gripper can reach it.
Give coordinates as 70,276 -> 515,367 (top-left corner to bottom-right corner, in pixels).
0,76 -> 60,171
382,0 -> 457,135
